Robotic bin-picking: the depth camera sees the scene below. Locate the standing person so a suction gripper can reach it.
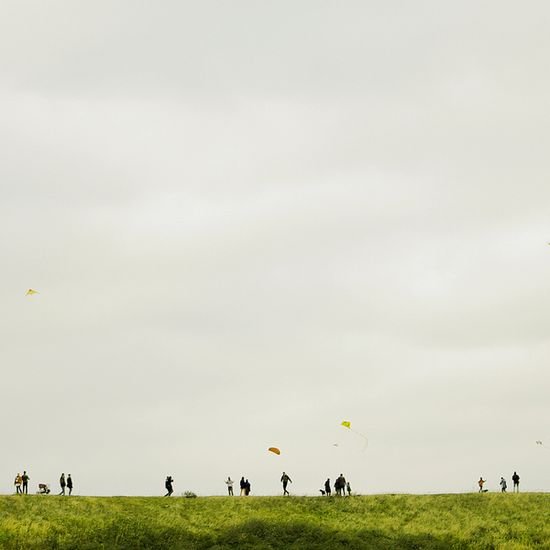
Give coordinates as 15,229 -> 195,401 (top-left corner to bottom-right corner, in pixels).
281,472 -> 292,496
59,473 -> 66,496
164,475 -> 174,496
500,477 -> 507,493
324,478 -> 331,496
478,477 -> 486,493
335,474 -> 346,496
225,477 -> 234,496
14,473 -> 22,495
22,471 -> 30,495
512,472 -> 520,493
245,479 -> 251,496
67,474 -> 73,496
346,481 -> 352,496
240,477 -> 246,496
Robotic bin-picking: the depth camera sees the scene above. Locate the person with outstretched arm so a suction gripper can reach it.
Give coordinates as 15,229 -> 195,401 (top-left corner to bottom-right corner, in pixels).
281,472 -> 292,496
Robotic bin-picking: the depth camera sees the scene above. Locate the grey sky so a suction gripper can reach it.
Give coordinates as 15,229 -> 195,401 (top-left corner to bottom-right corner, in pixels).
1,1 -> 549,496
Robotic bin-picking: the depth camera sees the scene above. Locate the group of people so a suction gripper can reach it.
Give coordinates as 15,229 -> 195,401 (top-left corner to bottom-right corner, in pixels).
13,472 -> 30,494
14,471 -> 73,495
478,471 -> 520,493
222,477 -> 251,496
321,474 -> 351,496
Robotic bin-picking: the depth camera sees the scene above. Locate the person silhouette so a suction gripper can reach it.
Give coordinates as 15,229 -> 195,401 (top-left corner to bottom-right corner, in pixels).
280,472 -> 292,496
22,471 -> 30,495
324,478 -> 331,496
14,473 -> 22,495
59,473 -> 66,496
240,477 -> 246,496
225,477 -> 234,496
165,476 -> 174,496
67,474 -> 73,496
500,477 -> 507,493
478,477 -> 486,493
512,472 -> 520,493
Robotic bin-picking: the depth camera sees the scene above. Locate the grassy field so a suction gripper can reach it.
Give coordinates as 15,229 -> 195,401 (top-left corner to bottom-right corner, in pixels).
0,493 -> 548,549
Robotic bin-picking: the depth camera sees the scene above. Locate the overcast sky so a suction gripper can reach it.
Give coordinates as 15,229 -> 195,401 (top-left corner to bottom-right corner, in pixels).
1,1 -> 549,496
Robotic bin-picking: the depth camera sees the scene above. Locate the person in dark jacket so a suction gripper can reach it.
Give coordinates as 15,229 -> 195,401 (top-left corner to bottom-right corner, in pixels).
324,478 -> 331,496
281,472 -> 292,496
245,479 -> 251,496
67,474 -> 73,495
240,477 -> 246,496
22,471 -> 30,495
59,473 -> 66,496
512,472 -> 520,493
165,476 -> 174,496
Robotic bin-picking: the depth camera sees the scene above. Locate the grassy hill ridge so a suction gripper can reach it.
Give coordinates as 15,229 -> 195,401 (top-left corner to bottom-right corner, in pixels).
1,493 -> 549,549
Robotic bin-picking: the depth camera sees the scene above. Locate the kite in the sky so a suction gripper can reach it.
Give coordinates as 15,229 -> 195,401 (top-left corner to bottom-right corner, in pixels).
341,420 -> 368,451
25,289 -> 39,296
268,447 -> 281,455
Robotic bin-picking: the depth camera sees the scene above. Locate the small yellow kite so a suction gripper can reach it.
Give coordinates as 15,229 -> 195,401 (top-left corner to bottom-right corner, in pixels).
268,447 -> 281,455
25,289 -> 39,296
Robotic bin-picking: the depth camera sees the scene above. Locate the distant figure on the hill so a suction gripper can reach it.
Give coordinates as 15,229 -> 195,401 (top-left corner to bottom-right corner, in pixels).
512,471 -> 520,493
324,478 -> 331,496
38,483 -> 50,494
14,473 -> 22,495
22,471 -> 30,495
165,476 -> 174,496
281,472 -> 292,496
59,473 -> 66,496
67,474 -> 73,495
245,479 -> 251,496
478,477 -> 487,493
335,474 -> 346,496
225,477 -> 234,496
500,477 -> 507,493
346,481 -> 352,496
240,477 -> 246,496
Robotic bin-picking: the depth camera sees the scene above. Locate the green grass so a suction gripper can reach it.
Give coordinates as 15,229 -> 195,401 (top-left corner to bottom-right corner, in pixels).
0,493 -> 549,549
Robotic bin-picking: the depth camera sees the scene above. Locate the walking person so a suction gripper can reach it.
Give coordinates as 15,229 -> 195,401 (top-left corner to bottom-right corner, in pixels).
281,472 -> 292,496
512,472 -> 520,493
245,479 -> 251,496
14,473 -> 22,495
59,473 -> 66,496
67,474 -> 73,496
225,477 -> 234,496
324,478 -> 331,496
22,471 -> 30,495
240,477 -> 246,496
478,477 -> 486,493
164,476 -> 174,496
500,477 -> 507,493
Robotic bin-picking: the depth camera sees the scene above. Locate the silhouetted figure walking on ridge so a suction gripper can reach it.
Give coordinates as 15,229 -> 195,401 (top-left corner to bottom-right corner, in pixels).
59,473 -> 66,496
165,476 -> 174,496
281,472 -> 292,496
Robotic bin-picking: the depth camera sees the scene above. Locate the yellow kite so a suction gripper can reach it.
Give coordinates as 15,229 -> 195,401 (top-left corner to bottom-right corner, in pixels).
268,447 -> 281,455
25,289 -> 39,296
341,421 -> 351,429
